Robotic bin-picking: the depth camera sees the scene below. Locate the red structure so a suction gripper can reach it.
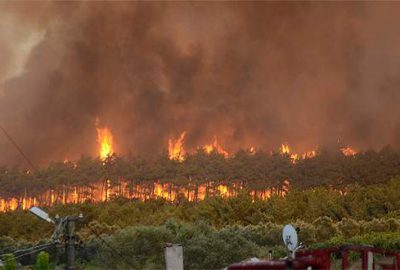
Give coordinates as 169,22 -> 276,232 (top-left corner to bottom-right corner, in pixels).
228,245 -> 400,270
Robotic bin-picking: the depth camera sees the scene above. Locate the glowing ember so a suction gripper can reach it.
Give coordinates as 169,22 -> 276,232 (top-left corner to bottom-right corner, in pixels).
300,150 -> 316,159
168,131 -> 186,161
97,127 -> 114,160
341,147 -> 357,156
203,137 -> 229,157
249,146 -> 256,154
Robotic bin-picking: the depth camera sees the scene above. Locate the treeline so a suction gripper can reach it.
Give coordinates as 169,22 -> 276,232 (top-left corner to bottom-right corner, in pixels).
2,146 -> 400,198
2,178 -> 400,242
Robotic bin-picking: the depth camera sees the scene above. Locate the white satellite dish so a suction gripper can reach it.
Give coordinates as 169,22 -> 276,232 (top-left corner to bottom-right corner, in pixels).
282,224 -> 298,252
29,207 -> 54,223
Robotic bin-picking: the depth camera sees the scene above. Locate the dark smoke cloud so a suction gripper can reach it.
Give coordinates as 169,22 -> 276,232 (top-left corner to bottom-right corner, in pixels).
1,2 -> 400,166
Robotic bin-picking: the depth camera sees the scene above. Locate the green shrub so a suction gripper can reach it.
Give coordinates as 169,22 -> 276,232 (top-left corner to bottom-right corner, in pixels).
1,254 -> 16,270
313,216 -> 338,242
338,218 -> 360,238
34,251 -> 50,270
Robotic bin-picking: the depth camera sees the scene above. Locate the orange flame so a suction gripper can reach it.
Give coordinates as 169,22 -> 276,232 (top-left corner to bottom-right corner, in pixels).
248,146 -> 256,154
280,144 -> 291,155
280,144 -> 297,161
280,143 -> 316,163
204,137 -> 229,157
300,150 -> 316,159
97,127 -> 114,160
341,147 -> 357,156
0,180 -> 286,212
168,131 -> 186,161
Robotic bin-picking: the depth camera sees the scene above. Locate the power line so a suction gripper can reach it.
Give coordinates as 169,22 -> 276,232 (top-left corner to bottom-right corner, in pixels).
88,225 -> 134,267
0,242 -> 53,258
13,244 -> 53,260
13,243 -> 53,255
0,124 -> 38,172
0,243 -> 53,264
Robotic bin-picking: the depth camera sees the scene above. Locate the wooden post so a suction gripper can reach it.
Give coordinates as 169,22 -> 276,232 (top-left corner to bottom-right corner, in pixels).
342,250 -> 349,270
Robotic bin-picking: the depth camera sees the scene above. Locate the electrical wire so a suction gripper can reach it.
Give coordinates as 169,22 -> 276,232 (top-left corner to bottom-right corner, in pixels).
0,124 -> 38,172
0,243 -> 53,264
0,242 -> 52,258
87,225 -> 135,267
13,243 -> 53,255
13,244 -> 53,260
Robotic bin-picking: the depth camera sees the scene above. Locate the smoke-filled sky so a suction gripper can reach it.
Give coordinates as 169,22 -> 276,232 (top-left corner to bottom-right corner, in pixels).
1,2 -> 400,166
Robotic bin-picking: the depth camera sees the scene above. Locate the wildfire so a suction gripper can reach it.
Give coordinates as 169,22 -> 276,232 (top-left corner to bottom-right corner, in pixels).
249,146 -> 255,154
0,122 -> 364,213
341,147 -> 357,156
97,127 -> 114,160
280,144 -> 291,155
203,137 -> 229,157
168,131 -> 186,162
0,180 -> 285,212
280,143 -> 316,163
300,150 -> 316,159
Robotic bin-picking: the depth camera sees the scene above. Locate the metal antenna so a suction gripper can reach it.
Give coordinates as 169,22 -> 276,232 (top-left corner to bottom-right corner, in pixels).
0,124 -> 38,171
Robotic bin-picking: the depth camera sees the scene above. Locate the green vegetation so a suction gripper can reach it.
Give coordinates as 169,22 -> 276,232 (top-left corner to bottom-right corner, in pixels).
0,253 -> 16,270
82,221 -> 400,269
1,177 -> 400,242
0,177 -> 400,269
34,251 -> 50,270
2,217 -> 400,269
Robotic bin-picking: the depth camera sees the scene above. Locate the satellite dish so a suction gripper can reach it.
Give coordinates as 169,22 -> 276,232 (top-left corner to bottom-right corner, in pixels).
29,207 -> 54,223
282,224 -> 298,252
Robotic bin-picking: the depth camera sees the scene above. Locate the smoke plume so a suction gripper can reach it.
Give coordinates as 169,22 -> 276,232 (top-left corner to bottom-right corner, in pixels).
1,2 -> 400,166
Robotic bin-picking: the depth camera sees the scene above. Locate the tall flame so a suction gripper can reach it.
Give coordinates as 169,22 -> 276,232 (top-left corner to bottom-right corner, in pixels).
204,137 -> 229,157
97,127 -> 114,160
280,144 -> 291,155
168,131 -> 186,161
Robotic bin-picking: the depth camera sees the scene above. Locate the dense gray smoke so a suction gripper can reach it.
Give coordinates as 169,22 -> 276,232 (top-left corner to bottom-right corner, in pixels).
1,2 -> 400,166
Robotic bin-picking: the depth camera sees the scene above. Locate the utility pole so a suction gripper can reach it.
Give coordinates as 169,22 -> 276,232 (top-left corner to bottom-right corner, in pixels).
29,207 -> 83,270
66,217 -> 76,270
65,215 -> 84,270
